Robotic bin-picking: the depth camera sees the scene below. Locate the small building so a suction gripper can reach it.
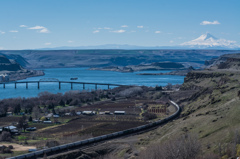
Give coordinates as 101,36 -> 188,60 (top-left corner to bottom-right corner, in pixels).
65,113 -> 71,116
46,113 -> 53,118
76,112 -> 81,115
3,126 -> 19,134
0,74 -> 9,82
43,121 -> 52,124
114,111 -> 125,115
99,112 -> 105,115
82,111 -> 96,115
26,127 -> 37,131
32,119 -> 42,123
6,112 -> 13,116
105,111 -> 111,115
53,114 -> 60,118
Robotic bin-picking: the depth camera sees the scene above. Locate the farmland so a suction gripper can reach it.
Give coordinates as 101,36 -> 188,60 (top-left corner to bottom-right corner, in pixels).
0,86 -> 174,157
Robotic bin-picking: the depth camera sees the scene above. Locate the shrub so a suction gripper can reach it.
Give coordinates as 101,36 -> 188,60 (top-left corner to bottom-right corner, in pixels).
0,131 -> 12,142
142,112 -> 157,120
46,140 -> 60,148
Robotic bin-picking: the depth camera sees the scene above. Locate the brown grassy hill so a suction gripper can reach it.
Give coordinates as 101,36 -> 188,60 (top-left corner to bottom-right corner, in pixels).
135,54 -> 240,158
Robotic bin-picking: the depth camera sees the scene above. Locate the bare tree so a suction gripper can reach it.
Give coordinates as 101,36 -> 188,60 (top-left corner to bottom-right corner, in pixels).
32,106 -> 41,120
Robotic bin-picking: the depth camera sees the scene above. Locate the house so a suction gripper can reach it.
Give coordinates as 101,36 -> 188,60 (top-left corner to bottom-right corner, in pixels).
43,121 -> 52,124
3,126 -> 19,134
114,111 -> 125,115
65,113 -> 71,116
82,111 -> 96,115
99,112 -> 105,115
6,112 -> 13,116
46,113 -> 53,118
76,112 -> 81,115
53,114 -> 60,118
105,111 -> 111,115
32,120 -> 42,123
26,127 -> 37,131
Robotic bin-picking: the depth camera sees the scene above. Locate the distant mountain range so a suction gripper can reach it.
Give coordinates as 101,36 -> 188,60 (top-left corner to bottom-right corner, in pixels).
37,33 -> 240,50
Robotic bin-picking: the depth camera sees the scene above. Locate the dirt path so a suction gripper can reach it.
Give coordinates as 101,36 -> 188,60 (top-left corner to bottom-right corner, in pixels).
0,143 -> 36,151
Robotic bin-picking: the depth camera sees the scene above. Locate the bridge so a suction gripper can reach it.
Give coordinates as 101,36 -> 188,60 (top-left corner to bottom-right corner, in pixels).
0,78 -> 125,90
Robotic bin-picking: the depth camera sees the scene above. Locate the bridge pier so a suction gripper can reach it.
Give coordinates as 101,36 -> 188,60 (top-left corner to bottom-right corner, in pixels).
95,84 -> 97,90
38,82 -> 40,89
3,83 -> 5,89
15,83 -> 17,89
108,84 -> 110,89
59,82 -> 61,89
83,83 -> 85,90
71,82 -> 73,89
26,82 -> 28,89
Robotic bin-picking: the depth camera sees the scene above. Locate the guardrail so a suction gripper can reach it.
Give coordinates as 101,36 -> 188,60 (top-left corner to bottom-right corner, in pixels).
7,100 -> 180,159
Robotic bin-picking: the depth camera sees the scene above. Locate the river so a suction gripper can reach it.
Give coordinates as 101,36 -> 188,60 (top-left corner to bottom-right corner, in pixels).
0,67 -> 185,99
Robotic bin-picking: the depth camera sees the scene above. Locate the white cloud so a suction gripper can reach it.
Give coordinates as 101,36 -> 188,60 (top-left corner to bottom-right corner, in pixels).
170,40 -> 174,43
93,30 -> 100,33
130,30 -> 136,33
121,25 -> 128,28
155,31 -> 161,34
68,40 -> 74,43
39,28 -> 50,33
9,30 -> 18,33
200,20 -> 220,25
0,47 -> 4,50
28,26 -> 50,33
45,42 -> 51,45
110,30 -> 126,33
137,26 -> 144,28
29,26 -> 45,29
97,27 -> 111,30
103,27 -> 111,30
0,31 -> 5,34
20,25 -> 27,27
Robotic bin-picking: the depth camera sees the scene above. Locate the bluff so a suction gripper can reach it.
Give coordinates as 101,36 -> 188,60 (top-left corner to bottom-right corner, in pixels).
0,54 -> 44,82
0,55 -> 22,71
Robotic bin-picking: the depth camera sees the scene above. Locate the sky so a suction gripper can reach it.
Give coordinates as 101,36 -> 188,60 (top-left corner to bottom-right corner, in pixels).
0,0 -> 239,50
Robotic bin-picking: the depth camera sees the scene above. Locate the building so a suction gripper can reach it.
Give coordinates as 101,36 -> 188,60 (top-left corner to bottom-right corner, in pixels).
114,111 -> 125,115
0,74 -> 9,82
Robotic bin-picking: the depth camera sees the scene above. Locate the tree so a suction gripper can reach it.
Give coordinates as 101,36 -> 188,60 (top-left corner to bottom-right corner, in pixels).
59,99 -> 65,106
14,104 -> 21,114
0,131 -> 12,141
29,116 -> 33,122
32,106 -> 41,120
17,116 -> 28,132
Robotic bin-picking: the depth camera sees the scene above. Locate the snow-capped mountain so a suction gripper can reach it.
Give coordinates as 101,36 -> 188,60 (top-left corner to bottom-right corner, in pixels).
181,33 -> 240,49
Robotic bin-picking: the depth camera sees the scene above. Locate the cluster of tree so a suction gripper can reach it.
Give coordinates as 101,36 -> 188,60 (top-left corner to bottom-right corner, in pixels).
0,86 -> 153,118
0,89 -> 115,117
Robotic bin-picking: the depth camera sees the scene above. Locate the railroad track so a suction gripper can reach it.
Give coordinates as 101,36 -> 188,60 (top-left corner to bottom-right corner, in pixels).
7,100 -> 180,159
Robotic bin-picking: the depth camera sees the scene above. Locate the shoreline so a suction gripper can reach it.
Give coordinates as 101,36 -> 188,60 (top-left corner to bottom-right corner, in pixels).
0,69 -> 45,82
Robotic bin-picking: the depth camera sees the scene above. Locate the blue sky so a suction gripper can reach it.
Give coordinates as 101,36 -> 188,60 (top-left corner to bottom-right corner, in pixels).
0,0 -> 239,50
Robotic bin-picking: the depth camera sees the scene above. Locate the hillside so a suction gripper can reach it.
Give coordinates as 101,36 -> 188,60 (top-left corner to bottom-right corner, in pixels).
0,55 -> 44,82
0,55 -> 22,71
134,53 -> 240,158
1,50 -> 238,69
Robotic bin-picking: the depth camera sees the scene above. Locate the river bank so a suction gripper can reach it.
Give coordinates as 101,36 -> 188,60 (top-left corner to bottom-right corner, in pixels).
0,69 -> 45,82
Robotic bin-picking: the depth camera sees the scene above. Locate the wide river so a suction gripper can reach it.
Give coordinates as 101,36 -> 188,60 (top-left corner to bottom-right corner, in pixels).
0,67 -> 185,99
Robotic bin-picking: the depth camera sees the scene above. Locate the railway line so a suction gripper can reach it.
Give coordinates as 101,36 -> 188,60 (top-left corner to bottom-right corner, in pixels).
7,100 -> 180,159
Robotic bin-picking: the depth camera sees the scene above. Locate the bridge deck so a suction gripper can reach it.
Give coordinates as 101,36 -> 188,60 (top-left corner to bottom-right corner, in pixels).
0,81 -> 126,87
